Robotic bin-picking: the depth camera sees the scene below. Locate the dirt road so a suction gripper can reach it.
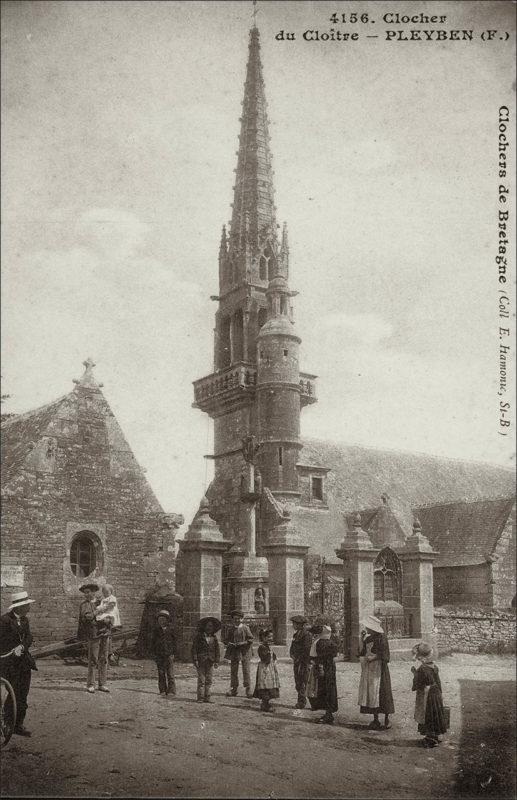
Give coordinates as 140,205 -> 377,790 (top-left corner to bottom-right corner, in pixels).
1,654 -> 515,798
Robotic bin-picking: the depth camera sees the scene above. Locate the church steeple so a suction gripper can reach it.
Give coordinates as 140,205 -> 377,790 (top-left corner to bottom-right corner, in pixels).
218,25 -> 281,296
229,26 -> 276,258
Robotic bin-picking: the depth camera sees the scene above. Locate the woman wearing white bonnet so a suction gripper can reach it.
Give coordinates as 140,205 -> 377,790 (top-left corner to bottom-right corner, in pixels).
357,615 -> 395,730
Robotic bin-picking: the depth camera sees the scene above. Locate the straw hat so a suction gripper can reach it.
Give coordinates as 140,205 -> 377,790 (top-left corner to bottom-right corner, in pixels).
156,609 -> 170,618
361,615 -> 384,634
8,590 -> 36,611
414,641 -> 434,660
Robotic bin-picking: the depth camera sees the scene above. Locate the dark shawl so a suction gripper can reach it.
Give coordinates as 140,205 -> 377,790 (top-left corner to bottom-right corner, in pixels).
412,662 -> 448,736
309,638 -> 338,713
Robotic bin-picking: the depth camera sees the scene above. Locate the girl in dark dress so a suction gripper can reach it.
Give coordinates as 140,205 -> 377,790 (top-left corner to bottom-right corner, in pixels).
358,615 -> 395,730
411,641 -> 448,747
307,625 -> 339,725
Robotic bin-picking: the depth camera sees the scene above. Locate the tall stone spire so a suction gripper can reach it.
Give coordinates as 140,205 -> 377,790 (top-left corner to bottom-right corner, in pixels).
229,26 -> 276,258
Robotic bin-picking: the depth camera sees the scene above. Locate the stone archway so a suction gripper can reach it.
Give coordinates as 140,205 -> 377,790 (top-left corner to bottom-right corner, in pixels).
374,547 -> 408,638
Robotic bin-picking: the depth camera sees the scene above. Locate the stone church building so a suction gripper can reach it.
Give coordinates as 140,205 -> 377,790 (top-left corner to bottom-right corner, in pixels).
0,360 -> 183,643
176,25 -> 515,657
2,25 -> 514,658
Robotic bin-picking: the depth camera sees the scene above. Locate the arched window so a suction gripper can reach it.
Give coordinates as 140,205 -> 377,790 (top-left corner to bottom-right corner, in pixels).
264,243 -> 276,280
257,307 -> 267,330
374,548 -> 402,604
258,243 -> 276,281
220,316 -> 231,368
232,310 -> 244,363
70,531 -> 101,578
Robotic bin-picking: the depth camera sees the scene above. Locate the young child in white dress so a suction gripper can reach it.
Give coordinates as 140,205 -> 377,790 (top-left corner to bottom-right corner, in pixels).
253,628 -> 280,712
95,584 -> 121,630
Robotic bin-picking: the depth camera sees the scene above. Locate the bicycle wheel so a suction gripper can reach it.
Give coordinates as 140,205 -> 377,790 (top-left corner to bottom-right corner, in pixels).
0,677 -> 17,747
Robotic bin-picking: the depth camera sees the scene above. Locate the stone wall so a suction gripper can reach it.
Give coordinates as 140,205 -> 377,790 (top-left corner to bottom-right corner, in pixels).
434,606 -> 516,654
433,563 -> 491,607
491,503 -> 516,608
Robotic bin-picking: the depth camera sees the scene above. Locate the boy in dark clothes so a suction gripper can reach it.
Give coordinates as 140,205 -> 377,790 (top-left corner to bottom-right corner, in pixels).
151,610 -> 177,696
192,617 -> 221,703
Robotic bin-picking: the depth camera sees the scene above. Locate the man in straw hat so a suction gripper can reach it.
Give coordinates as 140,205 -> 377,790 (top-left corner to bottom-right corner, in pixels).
289,615 -> 312,708
77,582 -> 111,694
0,590 -> 37,736
223,610 -> 254,697
191,617 -> 221,703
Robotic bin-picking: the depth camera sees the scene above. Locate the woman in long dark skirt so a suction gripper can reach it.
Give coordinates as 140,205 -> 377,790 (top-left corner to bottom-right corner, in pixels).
306,625 -> 338,725
411,641 -> 448,747
357,615 -> 395,730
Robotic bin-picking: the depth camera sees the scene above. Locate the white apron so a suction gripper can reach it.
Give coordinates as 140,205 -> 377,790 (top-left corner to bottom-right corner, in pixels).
358,641 -> 382,708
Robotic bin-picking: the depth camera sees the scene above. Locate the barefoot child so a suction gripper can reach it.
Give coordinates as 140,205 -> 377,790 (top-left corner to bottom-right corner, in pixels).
253,628 -> 280,712
411,641 -> 448,747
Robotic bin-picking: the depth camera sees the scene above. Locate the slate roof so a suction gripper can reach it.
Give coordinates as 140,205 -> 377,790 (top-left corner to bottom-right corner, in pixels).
1,395 -> 68,485
300,439 -> 515,508
294,438 -> 515,562
415,496 -> 516,567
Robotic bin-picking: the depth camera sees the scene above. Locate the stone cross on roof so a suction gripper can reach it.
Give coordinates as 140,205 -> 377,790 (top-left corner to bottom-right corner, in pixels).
73,357 -> 103,389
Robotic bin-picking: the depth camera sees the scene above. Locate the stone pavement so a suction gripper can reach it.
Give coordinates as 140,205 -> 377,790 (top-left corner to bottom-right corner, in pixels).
1,654 -> 515,798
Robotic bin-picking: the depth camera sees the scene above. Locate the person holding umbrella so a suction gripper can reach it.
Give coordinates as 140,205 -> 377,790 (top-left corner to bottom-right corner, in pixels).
191,617 -> 221,703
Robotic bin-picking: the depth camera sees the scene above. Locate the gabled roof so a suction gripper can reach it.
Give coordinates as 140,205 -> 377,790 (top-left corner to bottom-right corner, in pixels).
415,496 -> 516,567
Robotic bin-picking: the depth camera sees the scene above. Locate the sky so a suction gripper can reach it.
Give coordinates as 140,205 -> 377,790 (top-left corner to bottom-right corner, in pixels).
1,0 -> 515,534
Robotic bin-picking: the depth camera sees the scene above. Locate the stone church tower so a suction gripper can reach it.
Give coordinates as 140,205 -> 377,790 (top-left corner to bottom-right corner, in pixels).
191,26 -> 316,639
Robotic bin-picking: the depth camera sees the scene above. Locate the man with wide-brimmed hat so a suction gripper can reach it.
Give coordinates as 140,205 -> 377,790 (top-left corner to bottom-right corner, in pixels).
223,610 -> 254,697
77,581 -> 111,694
289,615 -> 312,708
0,590 -> 37,736
191,617 -> 221,703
